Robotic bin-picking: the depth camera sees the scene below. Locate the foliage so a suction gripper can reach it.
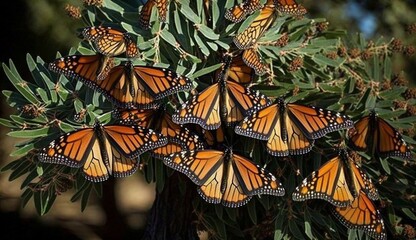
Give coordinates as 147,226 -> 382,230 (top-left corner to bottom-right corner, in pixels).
1,0 -> 416,239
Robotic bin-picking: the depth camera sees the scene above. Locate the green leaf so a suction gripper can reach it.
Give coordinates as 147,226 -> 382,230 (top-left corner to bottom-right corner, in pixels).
7,127 -> 50,138
160,29 -> 177,47
194,32 -> 210,56
10,143 -> 35,157
179,2 -> 201,23
402,208 -> 416,220
192,63 -> 222,79
379,157 -> 391,175
3,62 -> 40,105
0,118 -> 16,128
197,24 -> 219,40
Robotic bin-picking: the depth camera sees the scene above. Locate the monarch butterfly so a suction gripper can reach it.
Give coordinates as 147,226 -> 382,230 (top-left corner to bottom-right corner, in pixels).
49,58 -> 192,109
332,190 -> 386,240
49,54 -> 114,82
215,53 -> 255,85
38,122 -> 168,182
225,0 -> 263,23
292,149 -> 379,207
233,2 -> 277,49
114,107 -> 205,158
82,26 -> 139,58
348,111 -> 412,160
172,65 -> 271,130
162,148 -> 285,207
139,0 -> 169,29
242,48 -> 267,76
276,0 -> 307,15
235,97 -> 354,156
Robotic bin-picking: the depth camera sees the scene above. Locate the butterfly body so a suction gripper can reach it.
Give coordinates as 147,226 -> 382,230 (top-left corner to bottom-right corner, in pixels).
163,148 -> 285,207
235,97 -> 353,156
38,122 -> 168,182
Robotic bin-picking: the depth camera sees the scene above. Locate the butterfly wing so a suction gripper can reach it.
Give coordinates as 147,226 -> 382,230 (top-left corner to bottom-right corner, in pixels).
376,116 -> 412,159
332,190 -> 387,240
150,112 -> 205,158
242,48 -> 267,76
132,65 -> 192,101
113,108 -> 155,126
276,0 -> 307,15
232,153 -> 285,197
233,5 -> 276,49
156,0 -> 169,23
213,155 -> 251,207
224,80 -> 271,126
37,128 -> 112,182
347,115 -> 371,151
139,0 -> 168,29
82,26 -> 138,58
139,0 -> 156,29
172,83 -> 221,130
49,54 -> 114,83
287,103 -> 354,139
225,0 -> 263,23
103,124 -> 168,159
227,54 -> 255,84
198,126 -> 225,148
79,62 -> 157,109
347,155 -> 379,201
235,103 -> 279,140
163,150 -> 224,185
348,113 -> 412,159
292,155 -> 354,207
216,54 -> 254,85
270,111 -> 313,156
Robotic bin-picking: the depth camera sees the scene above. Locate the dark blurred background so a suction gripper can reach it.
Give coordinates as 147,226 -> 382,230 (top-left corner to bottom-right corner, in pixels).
0,0 -> 415,239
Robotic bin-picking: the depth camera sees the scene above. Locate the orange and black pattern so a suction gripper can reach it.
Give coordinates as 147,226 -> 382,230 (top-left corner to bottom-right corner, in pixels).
275,0 -> 307,15
215,53 -> 255,85
49,58 -> 192,109
139,0 -> 169,29
225,0 -> 263,23
348,110 -> 412,159
242,48 -> 267,76
292,149 -> 379,207
114,107 -> 205,158
38,122 -> 167,182
233,2 -> 277,50
82,26 -> 139,58
162,148 -> 285,207
235,97 -> 353,156
332,190 -> 386,240
172,64 -> 271,130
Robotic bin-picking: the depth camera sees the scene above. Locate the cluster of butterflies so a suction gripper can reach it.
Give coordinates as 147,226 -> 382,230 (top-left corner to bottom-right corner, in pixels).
36,1 -> 414,240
